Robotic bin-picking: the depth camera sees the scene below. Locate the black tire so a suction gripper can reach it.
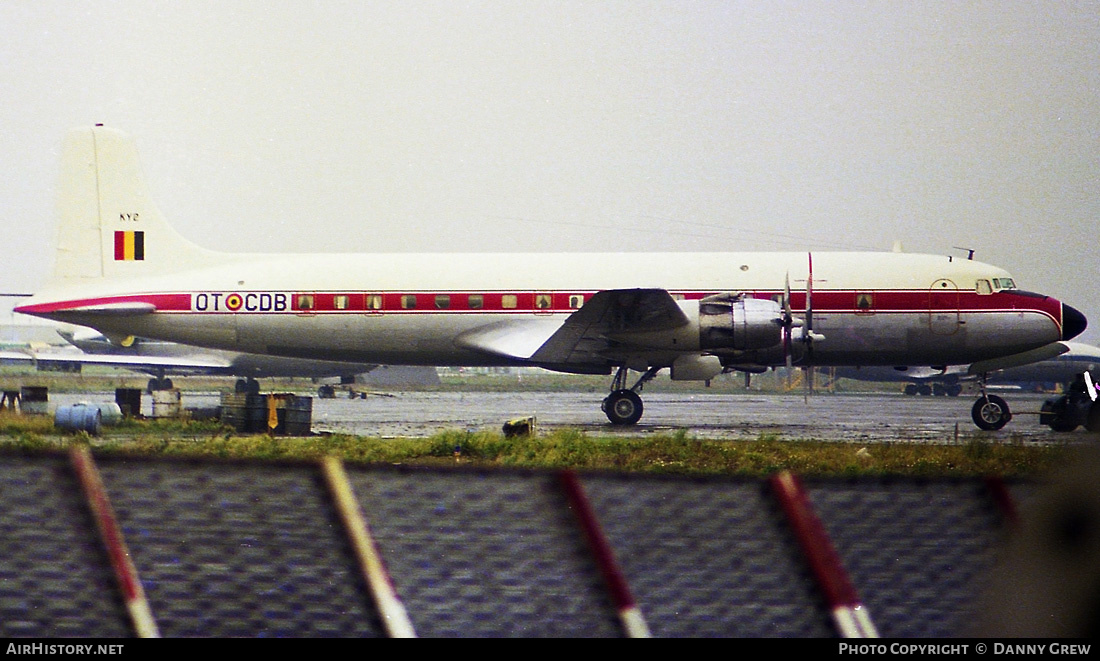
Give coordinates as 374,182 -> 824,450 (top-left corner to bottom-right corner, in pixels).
1086,401 -> 1100,433
603,389 -> 643,425
972,395 -> 1011,431
904,384 -> 918,396
1041,396 -> 1079,432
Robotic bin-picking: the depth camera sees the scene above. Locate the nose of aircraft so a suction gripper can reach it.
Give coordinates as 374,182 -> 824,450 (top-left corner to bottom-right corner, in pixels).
1062,304 -> 1087,340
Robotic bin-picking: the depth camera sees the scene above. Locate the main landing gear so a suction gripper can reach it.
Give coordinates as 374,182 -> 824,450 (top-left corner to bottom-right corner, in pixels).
602,366 -> 661,425
235,377 -> 261,394
146,376 -> 174,393
971,374 -> 1011,431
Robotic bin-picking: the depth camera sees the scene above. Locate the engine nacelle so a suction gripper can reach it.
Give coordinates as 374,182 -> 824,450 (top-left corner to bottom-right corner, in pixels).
605,292 -> 786,354
698,293 -> 785,351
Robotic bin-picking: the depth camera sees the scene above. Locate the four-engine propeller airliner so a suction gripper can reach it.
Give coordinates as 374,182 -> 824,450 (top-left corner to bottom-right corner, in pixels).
14,126 -> 1088,429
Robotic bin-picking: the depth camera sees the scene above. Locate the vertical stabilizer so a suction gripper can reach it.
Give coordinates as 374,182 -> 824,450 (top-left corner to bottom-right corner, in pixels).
51,126 -> 220,284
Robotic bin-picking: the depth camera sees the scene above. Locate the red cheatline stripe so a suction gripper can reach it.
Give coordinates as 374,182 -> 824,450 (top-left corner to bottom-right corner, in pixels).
984,476 -> 1019,528
769,470 -> 878,638
558,470 -> 651,638
320,457 -> 416,638
69,446 -> 160,638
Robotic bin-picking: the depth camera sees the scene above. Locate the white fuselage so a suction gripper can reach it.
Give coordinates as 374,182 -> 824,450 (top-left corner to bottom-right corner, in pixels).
21,250 -> 1073,373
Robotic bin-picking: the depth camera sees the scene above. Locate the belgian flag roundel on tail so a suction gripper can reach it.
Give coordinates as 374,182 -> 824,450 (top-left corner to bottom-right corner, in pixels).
114,230 -> 144,261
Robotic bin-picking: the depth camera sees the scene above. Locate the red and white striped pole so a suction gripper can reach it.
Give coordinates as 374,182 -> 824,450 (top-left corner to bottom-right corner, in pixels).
558,470 -> 651,638
69,446 -> 160,638
769,470 -> 878,638
985,476 -> 1020,528
321,457 -> 416,638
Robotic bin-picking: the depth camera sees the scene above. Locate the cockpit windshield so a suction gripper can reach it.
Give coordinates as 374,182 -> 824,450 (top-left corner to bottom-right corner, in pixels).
976,278 -> 1018,294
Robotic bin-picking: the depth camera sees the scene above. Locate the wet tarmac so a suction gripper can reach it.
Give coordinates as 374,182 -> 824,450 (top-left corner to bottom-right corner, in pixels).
46,388 -> 1091,443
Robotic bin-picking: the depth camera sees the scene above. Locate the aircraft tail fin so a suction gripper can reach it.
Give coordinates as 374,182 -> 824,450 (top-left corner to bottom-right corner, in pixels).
51,125 -> 221,284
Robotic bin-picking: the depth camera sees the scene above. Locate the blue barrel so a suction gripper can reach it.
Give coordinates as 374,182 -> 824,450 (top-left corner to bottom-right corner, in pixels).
54,404 -> 102,436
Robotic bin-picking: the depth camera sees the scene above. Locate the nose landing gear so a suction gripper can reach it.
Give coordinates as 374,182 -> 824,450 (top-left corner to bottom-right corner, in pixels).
971,374 -> 1012,431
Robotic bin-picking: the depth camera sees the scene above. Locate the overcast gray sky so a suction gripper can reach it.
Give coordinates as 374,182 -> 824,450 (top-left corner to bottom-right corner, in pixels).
2,1 -> 1098,342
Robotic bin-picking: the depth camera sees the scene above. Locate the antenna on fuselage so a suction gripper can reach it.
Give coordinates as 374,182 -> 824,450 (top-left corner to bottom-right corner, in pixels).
953,247 -> 976,260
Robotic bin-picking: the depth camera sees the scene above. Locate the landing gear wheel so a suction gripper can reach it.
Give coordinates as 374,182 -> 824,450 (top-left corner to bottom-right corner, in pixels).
317,385 -> 336,399
603,389 -> 643,425
147,377 -> 173,393
972,395 -> 1011,431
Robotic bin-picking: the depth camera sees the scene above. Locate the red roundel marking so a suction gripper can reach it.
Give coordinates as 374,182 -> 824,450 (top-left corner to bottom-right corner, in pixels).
226,293 -> 243,311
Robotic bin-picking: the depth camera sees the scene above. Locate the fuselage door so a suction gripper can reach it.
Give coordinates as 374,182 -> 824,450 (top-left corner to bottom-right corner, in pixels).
928,278 -> 960,335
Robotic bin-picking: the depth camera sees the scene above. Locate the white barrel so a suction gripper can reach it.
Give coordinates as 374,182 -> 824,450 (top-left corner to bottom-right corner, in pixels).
150,389 -> 182,418
94,402 -> 124,426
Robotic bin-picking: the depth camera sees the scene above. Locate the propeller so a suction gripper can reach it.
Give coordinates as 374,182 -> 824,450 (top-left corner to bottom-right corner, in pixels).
804,262 -> 814,402
782,272 -> 794,368
782,257 -> 825,401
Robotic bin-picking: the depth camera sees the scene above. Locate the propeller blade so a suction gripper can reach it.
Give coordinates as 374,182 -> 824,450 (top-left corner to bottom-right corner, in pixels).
804,255 -> 815,361
784,272 -> 793,368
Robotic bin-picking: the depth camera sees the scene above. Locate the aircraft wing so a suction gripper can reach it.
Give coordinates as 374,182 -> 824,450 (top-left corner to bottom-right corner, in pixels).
456,288 -> 689,369
530,288 -> 690,365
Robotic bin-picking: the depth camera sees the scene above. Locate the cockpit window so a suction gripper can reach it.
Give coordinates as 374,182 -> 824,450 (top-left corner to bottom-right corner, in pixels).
976,279 -> 992,295
992,278 -> 1017,291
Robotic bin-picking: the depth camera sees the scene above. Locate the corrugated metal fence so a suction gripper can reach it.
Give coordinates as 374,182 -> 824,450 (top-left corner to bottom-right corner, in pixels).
0,450 -> 1048,637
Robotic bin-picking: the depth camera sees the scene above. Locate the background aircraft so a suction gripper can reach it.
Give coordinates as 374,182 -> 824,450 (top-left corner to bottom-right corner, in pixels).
0,325 -> 385,396
833,341 -> 1100,396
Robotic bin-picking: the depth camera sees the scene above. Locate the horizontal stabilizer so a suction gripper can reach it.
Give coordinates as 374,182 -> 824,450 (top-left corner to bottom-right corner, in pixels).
0,349 -> 231,370
59,302 -> 157,316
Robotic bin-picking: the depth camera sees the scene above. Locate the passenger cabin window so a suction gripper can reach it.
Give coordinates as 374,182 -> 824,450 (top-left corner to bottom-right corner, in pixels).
297,294 -> 314,311
535,294 -> 552,310
435,294 -> 451,310
334,295 -> 349,310
401,294 -> 417,309
468,294 -> 484,310
976,280 -> 992,295
569,295 -> 584,309
367,294 -> 383,310
502,294 -> 517,309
